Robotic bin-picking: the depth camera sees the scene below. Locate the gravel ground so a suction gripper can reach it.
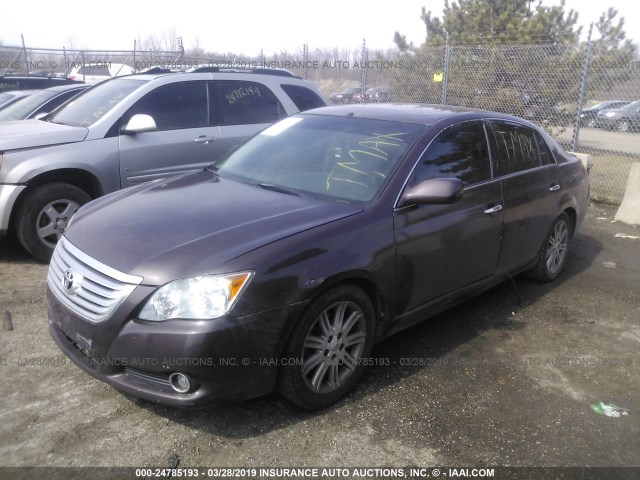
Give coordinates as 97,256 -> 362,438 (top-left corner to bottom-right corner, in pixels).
0,202 -> 639,475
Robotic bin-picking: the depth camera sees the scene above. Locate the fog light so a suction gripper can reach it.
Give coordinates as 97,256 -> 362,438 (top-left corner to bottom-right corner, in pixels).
169,373 -> 191,393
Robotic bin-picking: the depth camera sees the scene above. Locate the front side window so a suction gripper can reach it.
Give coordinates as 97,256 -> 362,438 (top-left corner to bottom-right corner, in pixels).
490,121 -> 541,176
410,121 -> 491,186
124,81 -> 209,131
216,81 -> 285,125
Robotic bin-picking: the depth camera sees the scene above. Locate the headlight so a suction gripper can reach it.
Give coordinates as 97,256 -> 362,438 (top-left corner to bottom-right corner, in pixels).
604,112 -> 616,117
139,272 -> 253,321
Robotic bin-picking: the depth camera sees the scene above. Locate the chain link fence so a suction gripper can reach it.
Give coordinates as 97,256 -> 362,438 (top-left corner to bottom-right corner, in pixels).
283,39 -> 640,205
1,38 -> 638,204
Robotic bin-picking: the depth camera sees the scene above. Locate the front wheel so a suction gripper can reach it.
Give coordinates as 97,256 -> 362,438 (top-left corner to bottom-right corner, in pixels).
526,213 -> 571,282
278,285 -> 375,410
616,120 -> 630,132
15,183 -> 91,262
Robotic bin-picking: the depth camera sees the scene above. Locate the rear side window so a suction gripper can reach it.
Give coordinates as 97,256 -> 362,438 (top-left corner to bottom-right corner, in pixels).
216,80 -> 284,125
411,121 -> 491,186
535,132 -> 556,165
125,81 -> 208,130
281,84 -> 326,111
490,121 -> 542,175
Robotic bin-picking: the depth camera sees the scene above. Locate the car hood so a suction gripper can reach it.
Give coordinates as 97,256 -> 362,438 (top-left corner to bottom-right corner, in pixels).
66,171 -> 362,285
597,108 -> 626,116
0,120 -> 88,151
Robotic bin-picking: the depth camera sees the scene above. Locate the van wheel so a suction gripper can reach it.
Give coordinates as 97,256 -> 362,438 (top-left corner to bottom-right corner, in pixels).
526,213 -> 571,282
15,183 -> 91,262
278,285 -> 375,410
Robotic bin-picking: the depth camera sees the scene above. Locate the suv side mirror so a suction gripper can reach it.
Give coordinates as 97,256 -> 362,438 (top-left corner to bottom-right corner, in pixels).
123,114 -> 157,134
398,177 -> 464,208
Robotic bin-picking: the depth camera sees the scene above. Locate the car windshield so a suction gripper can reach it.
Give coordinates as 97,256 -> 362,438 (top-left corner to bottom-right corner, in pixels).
216,114 -> 425,203
0,89 -> 55,121
622,100 -> 640,111
593,101 -> 623,109
48,78 -> 146,127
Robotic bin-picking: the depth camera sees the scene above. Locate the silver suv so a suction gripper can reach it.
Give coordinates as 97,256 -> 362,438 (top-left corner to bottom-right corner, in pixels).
0,69 -> 327,261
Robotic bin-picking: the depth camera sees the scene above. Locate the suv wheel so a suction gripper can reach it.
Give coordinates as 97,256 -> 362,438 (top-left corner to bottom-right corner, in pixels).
16,183 -> 91,261
278,285 -> 375,410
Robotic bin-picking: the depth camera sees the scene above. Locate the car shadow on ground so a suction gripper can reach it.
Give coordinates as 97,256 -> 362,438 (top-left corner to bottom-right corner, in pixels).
0,235 -> 44,265
130,230 -> 603,438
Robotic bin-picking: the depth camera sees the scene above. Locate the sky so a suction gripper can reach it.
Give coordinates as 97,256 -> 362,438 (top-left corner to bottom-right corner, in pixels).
0,0 -> 638,56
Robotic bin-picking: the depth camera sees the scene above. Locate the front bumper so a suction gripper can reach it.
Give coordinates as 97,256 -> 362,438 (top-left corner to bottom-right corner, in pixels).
48,287 -> 307,407
0,183 -> 26,235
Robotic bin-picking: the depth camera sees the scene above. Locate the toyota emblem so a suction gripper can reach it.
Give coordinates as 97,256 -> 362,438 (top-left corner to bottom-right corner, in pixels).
62,270 -> 82,295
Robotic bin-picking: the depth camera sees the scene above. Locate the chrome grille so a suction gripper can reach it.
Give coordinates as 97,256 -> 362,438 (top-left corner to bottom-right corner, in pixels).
48,237 -> 143,323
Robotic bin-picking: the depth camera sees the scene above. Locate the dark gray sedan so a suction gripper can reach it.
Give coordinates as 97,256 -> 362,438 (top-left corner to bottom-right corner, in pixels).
47,104 -> 590,410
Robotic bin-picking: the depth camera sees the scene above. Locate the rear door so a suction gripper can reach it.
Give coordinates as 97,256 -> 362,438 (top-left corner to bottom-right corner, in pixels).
118,80 -> 222,187
214,80 -> 287,158
487,120 -> 561,275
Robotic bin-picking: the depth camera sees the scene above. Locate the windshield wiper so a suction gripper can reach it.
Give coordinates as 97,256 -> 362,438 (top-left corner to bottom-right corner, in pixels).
256,183 -> 300,197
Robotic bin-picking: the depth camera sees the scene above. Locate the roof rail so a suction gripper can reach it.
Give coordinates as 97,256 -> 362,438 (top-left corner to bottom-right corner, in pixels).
187,66 -> 300,78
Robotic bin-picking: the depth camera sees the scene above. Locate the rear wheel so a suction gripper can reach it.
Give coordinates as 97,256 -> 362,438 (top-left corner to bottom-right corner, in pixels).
15,183 -> 91,262
278,285 -> 375,410
526,213 -> 571,282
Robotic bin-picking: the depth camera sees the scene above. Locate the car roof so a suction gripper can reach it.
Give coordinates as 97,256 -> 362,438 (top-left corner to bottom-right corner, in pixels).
43,84 -> 91,93
302,103 -> 534,127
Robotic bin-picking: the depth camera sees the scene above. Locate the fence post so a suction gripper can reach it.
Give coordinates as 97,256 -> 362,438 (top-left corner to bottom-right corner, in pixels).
360,38 -> 367,95
303,44 -> 308,79
571,23 -> 594,152
442,30 -> 450,105
21,34 -> 29,75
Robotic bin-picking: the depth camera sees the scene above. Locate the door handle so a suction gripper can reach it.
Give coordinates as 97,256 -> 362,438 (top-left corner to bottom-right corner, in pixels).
484,204 -> 503,214
194,136 -> 215,144
549,184 -> 560,191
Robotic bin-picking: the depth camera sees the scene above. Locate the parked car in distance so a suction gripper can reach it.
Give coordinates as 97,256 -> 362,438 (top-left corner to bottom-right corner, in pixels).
0,73 -> 83,92
580,101 -> 629,128
595,100 -> 640,132
0,84 -> 90,122
0,69 -> 327,261
352,87 -> 391,103
47,104 -> 590,410
330,86 -> 362,104
0,90 -> 37,110
66,63 -> 134,84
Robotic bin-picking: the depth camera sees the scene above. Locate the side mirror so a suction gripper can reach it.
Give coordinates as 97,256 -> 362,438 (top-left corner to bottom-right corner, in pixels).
122,114 -> 157,134
34,112 -> 48,120
398,177 -> 464,207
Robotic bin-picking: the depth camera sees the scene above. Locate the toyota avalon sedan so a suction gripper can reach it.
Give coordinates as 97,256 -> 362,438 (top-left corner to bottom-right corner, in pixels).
47,104 -> 590,410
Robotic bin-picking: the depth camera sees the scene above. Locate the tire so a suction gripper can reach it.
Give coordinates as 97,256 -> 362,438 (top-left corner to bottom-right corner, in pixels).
586,118 -> 596,128
616,120 -> 630,132
278,285 -> 375,410
15,183 -> 91,262
526,213 -> 571,282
